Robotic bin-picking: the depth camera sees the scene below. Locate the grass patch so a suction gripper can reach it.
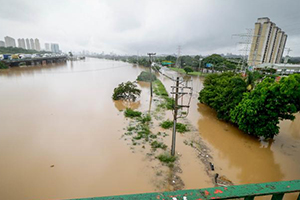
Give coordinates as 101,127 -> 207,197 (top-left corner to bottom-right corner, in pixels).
124,108 -> 142,118
153,80 -> 169,97
157,152 -> 177,163
160,120 -> 189,133
151,141 -> 167,150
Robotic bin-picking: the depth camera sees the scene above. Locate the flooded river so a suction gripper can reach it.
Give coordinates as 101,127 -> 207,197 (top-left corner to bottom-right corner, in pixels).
0,58 -> 299,200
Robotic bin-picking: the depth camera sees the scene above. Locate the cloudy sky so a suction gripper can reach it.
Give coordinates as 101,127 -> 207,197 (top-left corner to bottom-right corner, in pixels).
0,0 -> 299,56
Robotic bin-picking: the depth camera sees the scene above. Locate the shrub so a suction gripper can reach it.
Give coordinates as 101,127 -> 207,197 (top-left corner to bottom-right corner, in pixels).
176,123 -> 189,133
124,108 -> 142,118
137,71 -> 156,82
138,114 -> 151,124
151,141 -> 167,150
157,153 -> 177,163
0,62 -> 8,69
160,120 -> 173,129
160,120 -> 188,132
184,66 -> 193,74
112,81 -> 141,101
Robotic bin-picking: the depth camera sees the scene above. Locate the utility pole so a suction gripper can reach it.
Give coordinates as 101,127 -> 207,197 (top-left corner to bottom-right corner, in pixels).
175,46 -> 181,68
170,77 -> 192,156
171,77 -> 179,156
147,53 -> 156,97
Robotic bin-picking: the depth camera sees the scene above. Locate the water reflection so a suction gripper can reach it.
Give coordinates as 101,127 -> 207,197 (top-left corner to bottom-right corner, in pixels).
113,100 -> 141,111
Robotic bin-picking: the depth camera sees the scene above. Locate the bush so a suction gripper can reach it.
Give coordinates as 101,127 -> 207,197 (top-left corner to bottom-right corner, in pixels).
137,114 -> 151,124
0,61 -> 8,69
112,81 -> 141,101
157,153 -> 177,163
184,66 -> 193,74
160,120 -> 173,129
176,123 -> 189,133
124,108 -> 142,118
160,120 -> 188,132
151,141 -> 167,150
137,71 -> 156,82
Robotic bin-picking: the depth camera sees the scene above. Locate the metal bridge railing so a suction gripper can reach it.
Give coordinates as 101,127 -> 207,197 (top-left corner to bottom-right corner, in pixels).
68,180 -> 300,200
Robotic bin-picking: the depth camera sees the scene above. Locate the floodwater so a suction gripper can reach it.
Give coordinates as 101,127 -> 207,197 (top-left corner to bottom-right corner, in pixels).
0,58 -> 299,200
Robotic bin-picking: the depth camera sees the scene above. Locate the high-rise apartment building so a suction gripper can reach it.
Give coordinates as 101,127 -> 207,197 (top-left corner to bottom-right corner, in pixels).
248,17 -> 288,66
0,41 -> 5,47
30,38 -> 35,50
45,43 -> 51,51
26,38 -> 31,49
51,43 -> 60,53
4,36 -> 16,47
34,38 -> 41,51
18,38 -> 26,49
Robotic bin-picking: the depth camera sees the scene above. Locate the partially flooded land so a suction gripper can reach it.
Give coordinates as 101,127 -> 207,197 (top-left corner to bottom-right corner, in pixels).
0,58 -> 299,200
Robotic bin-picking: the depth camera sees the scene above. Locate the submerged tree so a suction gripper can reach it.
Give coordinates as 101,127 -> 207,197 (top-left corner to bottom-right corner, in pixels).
230,74 -> 300,138
112,81 -> 141,101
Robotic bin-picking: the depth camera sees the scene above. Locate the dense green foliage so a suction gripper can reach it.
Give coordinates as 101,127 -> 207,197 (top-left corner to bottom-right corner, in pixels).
112,81 -> 141,101
199,73 -> 247,121
231,74 -> 300,138
127,57 -> 150,67
137,71 -> 157,82
184,66 -> 193,74
0,61 -> 8,69
199,73 -> 300,139
201,54 -> 238,71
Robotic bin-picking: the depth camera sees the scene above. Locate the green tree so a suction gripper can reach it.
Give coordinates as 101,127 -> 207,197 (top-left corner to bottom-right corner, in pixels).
199,72 -> 247,121
183,66 -> 193,74
112,81 -> 141,101
230,74 -> 300,138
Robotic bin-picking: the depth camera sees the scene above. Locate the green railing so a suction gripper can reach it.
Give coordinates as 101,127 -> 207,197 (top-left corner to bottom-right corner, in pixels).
69,180 -> 300,200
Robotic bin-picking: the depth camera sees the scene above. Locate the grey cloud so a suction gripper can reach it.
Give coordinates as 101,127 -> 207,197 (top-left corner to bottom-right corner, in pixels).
0,0 -> 299,56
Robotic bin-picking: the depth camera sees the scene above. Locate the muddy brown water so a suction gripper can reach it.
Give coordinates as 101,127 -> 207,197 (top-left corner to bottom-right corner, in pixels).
0,58 -> 299,200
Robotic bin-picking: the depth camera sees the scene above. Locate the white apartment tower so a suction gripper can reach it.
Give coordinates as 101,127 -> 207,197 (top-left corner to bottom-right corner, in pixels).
248,17 -> 288,66
4,36 -> 16,47
18,38 -> 26,49
34,38 -> 41,51
26,38 -> 31,49
30,38 -> 35,50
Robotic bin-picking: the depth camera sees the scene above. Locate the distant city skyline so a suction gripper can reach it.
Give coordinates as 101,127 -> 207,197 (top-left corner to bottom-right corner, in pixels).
0,35 -> 60,53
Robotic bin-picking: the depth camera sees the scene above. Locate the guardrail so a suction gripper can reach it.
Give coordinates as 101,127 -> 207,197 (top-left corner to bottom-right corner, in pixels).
68,180 -> 300,200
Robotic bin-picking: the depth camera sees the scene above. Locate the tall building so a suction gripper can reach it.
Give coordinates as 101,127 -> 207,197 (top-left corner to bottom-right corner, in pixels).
18,38 -> 26,49
51,43 -> 60,53
4,36 -> 16,47
30,38 -> 35,50
0,41 -> 5,47
26,38 -> 31,49
248,17 -> 288,66
45,43 -> 50,51
34,38 -> 41,51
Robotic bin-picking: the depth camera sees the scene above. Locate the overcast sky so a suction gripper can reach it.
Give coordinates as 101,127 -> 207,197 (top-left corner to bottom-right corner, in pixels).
0,0 -> 299,56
